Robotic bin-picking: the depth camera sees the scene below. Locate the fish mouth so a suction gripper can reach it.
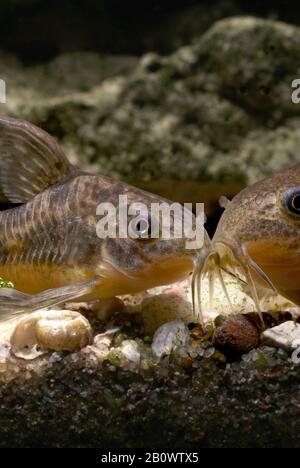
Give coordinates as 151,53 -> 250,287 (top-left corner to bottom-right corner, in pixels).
97,255 -> 194,297
139,256 -> 194,286
191,239 -> 277,330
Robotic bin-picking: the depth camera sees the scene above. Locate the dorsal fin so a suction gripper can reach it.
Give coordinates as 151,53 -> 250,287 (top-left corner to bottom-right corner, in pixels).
0,116 -> 74,203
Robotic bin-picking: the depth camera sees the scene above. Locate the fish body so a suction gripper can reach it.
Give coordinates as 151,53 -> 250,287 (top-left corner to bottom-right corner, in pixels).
0,116 -> 205,318
0,173 -> 194,296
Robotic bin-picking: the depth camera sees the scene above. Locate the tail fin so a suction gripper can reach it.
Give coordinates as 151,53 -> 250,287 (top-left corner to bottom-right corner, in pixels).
0,116 -> 74,204
0,277 -> 100,323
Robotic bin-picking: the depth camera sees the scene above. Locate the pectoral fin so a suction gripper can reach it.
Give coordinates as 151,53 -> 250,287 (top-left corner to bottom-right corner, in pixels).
0,277 -> 101,323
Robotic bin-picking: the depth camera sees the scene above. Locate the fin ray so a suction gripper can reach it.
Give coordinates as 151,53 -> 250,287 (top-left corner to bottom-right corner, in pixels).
0,116 -> 73,203
0,277 -> 100,323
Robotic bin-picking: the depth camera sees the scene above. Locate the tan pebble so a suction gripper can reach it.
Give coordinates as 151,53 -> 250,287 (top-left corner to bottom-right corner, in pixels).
140,295 -> 193,335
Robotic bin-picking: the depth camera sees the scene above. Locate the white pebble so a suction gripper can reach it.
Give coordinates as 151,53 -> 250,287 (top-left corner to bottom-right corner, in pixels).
121,340 -> 141,364
151,320 -> 189,358
262,321 -> 300,351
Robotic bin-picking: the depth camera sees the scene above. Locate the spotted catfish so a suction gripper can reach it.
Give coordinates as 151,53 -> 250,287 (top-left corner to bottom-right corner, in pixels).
0,116 -> 208,320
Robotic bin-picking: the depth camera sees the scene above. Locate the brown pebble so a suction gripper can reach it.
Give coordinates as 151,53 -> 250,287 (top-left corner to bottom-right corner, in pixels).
213,314 -> 260,355
181,356 -> 194,368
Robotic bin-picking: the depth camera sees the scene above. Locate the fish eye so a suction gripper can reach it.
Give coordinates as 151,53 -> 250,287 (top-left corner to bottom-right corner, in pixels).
283,189 -> 300,216
129,215 -> 152,239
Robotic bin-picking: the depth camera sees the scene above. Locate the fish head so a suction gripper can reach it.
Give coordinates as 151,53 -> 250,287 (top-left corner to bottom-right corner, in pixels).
95,187 -> 209,295
212,163 -> 300,305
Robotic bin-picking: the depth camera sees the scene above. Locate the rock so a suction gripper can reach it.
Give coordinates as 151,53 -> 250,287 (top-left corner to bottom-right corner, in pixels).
196,17 -> 300,114
151,320 -> 190,358
261,321 -> 300,351
89,331 -> 116,362
139,295 -> 193,335
120,340 -> 141,364
213,314 -> 260,355
2,16 -> 300,207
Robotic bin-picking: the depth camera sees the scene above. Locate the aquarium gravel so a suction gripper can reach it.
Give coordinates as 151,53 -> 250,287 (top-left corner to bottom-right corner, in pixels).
0,305 -> 299,448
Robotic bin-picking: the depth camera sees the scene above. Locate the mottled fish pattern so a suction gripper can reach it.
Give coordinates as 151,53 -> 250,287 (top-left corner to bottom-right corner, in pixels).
0,116 -> 197,320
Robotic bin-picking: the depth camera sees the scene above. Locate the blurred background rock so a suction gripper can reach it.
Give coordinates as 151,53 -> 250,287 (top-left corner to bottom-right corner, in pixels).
1,0 -> 300,232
